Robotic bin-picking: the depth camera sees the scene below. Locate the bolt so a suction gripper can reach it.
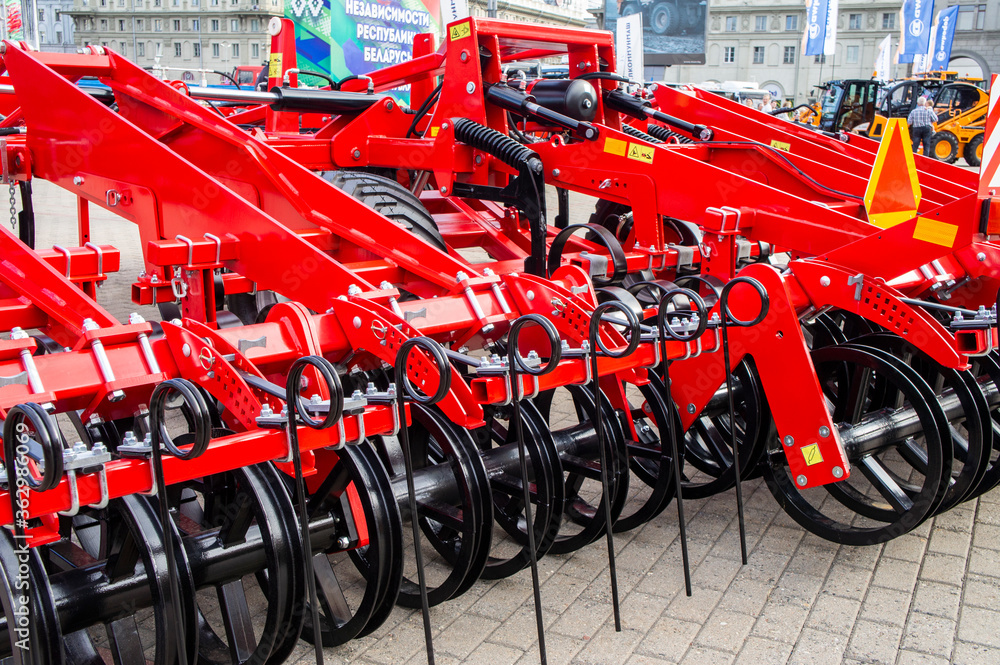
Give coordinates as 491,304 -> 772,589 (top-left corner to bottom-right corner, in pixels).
73,176 -> 85,186
978,252 -> 987,262
440,186 -> 448,194
832,466 -> 844,479
650,83 -> 659,92
526,290 -> 535,301
819,426 -> 830,438
385,100 -> 394,111
460,50 -> 469,62
122,431 -> 139,446
474,154 -> 484,165
796,475 -> 808,487
441,121 -> 449,130
783,435 -> 794,447
182,343 -> 191,358
819,276 -> 831,287
466,82 -> 476,94
687,403 -> 696,414
348,284 -> 362,296
337,536 -> 351,549
353,316 -> 362,329
552,168 -> 561,177
259,404 -> 274,418
582,98 -> 592,108
352,149 -> 361,160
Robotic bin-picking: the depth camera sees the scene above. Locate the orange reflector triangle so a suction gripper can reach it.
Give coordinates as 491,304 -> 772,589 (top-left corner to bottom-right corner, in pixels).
864,118 -> 921,229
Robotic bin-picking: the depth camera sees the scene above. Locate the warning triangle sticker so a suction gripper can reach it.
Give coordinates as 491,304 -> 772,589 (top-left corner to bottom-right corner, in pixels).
864,118 -> 921,229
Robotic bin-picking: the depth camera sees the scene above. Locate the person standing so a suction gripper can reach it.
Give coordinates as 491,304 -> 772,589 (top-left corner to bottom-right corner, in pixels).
907,97 -> 937,158
757,92 -> 774,113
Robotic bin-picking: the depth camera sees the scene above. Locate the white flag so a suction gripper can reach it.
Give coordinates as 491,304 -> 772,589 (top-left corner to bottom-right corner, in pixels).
823,0 -> 839,56
616,13 -> 644,83
443,0 -> 469,24
874,34 -> 892,80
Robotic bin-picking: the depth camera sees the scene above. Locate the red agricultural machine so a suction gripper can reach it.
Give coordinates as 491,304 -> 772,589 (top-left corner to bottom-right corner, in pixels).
0,14 -> 996,665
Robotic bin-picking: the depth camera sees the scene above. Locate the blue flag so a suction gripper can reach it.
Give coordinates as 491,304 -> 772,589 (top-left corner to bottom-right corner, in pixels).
802,0 -> 829,56
929,5 -> 959,71
899,0 -> 935,57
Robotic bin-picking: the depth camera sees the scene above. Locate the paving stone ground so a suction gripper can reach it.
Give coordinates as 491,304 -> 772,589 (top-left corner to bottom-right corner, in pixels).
27,176 -> 1000,665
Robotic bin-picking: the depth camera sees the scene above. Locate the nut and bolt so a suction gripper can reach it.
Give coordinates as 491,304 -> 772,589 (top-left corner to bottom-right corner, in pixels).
978,252 -> 987,262
819,426 -> 830,437
796,475 -> 808,487
337,536 -> 351,549
687,403 -> 696,414
460,50 -> 469,62
783,435 -> 794,447
820,276 -> 831,287
352,149 -> 361,160
466,82 -> 476,94
474,154 -> 484,165
832,466 -> 844,479
552,169 -> 561,177
73,176 -> 85,186
440,186 -> 448,194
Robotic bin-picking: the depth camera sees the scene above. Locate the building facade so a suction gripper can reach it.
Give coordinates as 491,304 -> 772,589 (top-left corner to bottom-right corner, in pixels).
38,0 -> 77,51
67,0 -> 282,76
647,0 -> 999,102
468,0 -> 591,27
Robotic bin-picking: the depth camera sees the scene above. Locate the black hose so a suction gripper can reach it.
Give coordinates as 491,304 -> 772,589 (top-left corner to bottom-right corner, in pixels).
452,118 -> 542,173
406,81 -> 443,138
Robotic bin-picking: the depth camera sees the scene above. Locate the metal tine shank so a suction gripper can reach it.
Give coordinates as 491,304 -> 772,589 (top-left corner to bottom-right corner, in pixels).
588,299 -> 641,632
394,337 -> 454,665
507,313 -> 563,665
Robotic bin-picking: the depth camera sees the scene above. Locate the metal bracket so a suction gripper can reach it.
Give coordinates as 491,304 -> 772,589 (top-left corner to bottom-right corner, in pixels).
847,273 -> 864,301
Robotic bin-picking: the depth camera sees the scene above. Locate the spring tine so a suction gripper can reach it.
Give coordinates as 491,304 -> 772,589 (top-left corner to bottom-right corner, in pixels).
509,314 -> 562,665
148,384 -> 191,665
285,390 -> 325,665
588,302 -> 641,632
719,312 -> 748,565
657,333 -> 692,597
394,337 -> 455,665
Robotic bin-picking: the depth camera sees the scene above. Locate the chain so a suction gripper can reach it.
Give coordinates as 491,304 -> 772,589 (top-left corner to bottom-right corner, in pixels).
8,181 -> 16,231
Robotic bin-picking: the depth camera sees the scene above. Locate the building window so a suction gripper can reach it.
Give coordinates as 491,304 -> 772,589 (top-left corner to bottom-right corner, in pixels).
231,19 -> 238,31
99,0 -> 105,6
231,43 -> 239,56
138,42 -> 145,56
212,0 -> 219,6
849,13 -> 861,30
154,19 -> 162,31
724,46 -> 735,63
55,28 -> 62,43
194,42 -> 200,56
725,16 -> 737,32
212,43 -> 220,57
785,15 -> 798,31
120,42 -> 126,55
882,13 -> 896,29
211,19 -> 219,31
100,19 -> 107,30
252,42 -> 259,57
783,46 -> 795,64
118,19 -> 125,30
137,19 -> 143,29
846,45 -> 859,63
754,16 -> 766,32
38,8 -> 44,19
814,54 -> 826,64
251,19 -> 258,31
118,0 -> 124,5
958,5 -> 987,30
192,19 -> 199,30
174,42 -> 182,57
752,46 -> 764,64
173,19 -> 180,30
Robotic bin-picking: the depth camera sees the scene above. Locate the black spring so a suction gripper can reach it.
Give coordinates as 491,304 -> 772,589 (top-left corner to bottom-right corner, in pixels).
452,117 -> 541,172
645,124 -> 693,144
621,123 -> 663,145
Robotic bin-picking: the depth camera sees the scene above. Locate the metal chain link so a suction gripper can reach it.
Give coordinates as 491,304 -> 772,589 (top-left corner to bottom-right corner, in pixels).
8,181 -> 16,231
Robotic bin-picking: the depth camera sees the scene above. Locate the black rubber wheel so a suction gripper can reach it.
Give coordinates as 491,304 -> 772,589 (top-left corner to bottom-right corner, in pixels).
965,132 -> 984,167
322,171 -> 446,251
650,1 -> 678,35
930,131 -> 959,163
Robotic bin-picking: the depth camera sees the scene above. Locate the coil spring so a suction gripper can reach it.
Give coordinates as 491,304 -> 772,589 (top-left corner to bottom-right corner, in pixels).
645,124 -> 693,144
621,123 -> 663,145
452,118 -> 541,172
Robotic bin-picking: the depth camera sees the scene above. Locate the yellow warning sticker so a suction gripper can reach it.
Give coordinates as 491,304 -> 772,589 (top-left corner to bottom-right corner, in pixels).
913,217 -> 959,248
429,126 -> 440,137
449,20 -> 471,41
801,443 -> 823,466
604,137 -> 627,156
627,142 -> 655,164
770,140 -> 791,152
268,53 -> 282,79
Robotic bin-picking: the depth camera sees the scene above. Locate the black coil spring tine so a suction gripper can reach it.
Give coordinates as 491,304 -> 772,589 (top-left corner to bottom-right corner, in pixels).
507,314 -> 563,665
285,355 -> 345,665
394,337 -> 453,665
588,300 -> 640,632
655,287 -> 707,598
717,277 -> 769,566
149,378 -> 212,665
2,403 -> 61,665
